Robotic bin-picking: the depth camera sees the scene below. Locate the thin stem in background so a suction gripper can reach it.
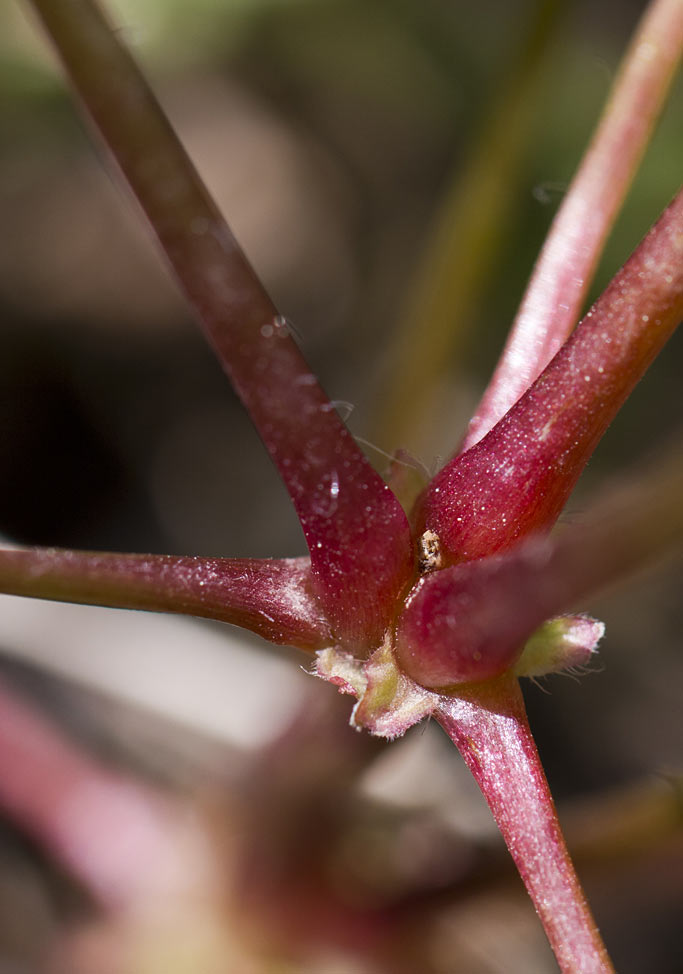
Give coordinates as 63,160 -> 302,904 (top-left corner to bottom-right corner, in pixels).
463,0 -> 683,451
373,0 -> 561,453
0,676 -> 192,909
0,548 -> 330,650
436,676 -> 614,974
416,187 -> 683,564
25,0 -> 413,650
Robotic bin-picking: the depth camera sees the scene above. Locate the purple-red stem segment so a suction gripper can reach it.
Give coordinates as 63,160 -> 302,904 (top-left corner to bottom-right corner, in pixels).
416,186 -> 683,564
398,444 -> 683,686
26,0 -> 413,651
0,548 -> 330,650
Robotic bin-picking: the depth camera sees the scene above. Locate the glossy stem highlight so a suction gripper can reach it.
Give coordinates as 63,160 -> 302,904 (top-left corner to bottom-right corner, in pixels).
436,676 -> 614,973
0,547 -> 331,650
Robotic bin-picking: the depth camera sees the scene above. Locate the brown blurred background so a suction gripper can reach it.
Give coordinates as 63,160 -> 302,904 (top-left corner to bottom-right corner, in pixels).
0,1 -> 682,971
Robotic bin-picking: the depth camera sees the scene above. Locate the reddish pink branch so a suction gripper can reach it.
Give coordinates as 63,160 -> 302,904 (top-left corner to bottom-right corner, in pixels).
0,677 -> 192,910
397,445 -> 683,687
436,677 -> 614,974
464,0 -> 683,450
416,187 -> 683,564
26,0 -> 413,650
0,548 -> 331,650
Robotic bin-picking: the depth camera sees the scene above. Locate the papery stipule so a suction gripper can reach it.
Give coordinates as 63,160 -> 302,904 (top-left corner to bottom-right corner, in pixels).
27,0 -> 413,650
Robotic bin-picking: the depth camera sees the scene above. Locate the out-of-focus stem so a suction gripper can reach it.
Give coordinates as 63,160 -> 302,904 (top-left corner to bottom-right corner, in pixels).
0,677 -> 196,909
0,547 -> 331,650
416,187 -> 683,564
436,676 -> 614,974
464,0 -> 683,450
374,0 -> 561,453
25,0 -> 413,650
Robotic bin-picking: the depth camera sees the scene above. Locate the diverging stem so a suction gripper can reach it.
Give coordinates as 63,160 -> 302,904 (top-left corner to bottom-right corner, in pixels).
436,675 -> 614,973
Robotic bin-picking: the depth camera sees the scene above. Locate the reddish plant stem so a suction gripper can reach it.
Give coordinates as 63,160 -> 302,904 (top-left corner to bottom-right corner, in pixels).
0,548 -> 331,650
26,0 -> 413,650
416,187 -> 683,563
464,0 -> 683,450
0,677 -> 189,909
436,676 -> 614,974
398,445 -> 683,687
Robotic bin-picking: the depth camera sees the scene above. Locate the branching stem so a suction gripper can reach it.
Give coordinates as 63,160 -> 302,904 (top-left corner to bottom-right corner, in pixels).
464,0 -> 683,449
25,0 -> 413,649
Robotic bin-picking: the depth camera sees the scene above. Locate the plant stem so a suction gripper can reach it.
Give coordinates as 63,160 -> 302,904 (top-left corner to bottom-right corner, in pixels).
436,675 -> 614,973
25,0 -> 413,650
0,677 -> 187,909
464,0 -> 683,450
397,443 -> 683,687
417,186 -> 683,563
0,548 -> 330,649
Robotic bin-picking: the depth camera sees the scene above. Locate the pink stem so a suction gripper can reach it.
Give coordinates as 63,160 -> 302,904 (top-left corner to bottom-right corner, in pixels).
0,677 -> 189,910
463,0 -> 683,450
398,446 -> 683,687
0,548 -> 331,650
416,187 -> 683,564
26,0 -> 413,650
436,676 -> 614,973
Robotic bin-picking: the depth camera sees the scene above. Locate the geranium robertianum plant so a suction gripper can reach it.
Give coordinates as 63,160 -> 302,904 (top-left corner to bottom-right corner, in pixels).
2,0 -> 683,970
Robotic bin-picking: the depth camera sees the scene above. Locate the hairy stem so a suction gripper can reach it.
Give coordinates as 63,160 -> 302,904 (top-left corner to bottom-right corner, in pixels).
436,676 -> 614,973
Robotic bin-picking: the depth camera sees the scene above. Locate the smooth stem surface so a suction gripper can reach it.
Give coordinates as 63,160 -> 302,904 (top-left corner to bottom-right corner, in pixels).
436,676 -> 614,974
0,548 -> 331,649
417,186 -> 683,563
464,0 -> 683,449
26,0 -> 413,650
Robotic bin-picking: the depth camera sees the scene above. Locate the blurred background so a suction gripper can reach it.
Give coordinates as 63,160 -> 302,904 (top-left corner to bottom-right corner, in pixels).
0,0 -> 682,970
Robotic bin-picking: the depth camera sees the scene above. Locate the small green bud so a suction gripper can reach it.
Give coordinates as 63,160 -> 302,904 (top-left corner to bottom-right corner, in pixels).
514,615 -> 605,677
